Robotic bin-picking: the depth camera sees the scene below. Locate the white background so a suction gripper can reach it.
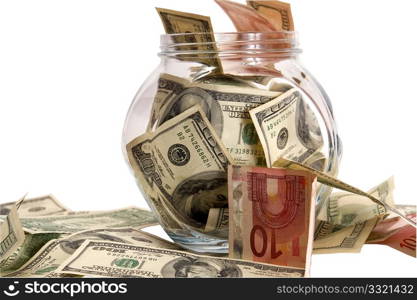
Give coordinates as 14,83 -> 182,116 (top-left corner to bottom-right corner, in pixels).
0,0 -> 416,277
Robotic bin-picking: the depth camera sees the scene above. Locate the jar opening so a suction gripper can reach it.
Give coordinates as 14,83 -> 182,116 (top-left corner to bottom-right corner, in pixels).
159,31 -> 301,58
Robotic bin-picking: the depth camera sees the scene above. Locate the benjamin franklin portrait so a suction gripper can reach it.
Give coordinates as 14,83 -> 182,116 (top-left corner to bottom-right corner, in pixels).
158,87 -> 223,137
161,257 -> 242,278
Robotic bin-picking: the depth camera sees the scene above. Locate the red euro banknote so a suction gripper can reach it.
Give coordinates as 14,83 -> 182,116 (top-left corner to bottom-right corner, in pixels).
228,165 -> 316,273
368,213 -> 416,257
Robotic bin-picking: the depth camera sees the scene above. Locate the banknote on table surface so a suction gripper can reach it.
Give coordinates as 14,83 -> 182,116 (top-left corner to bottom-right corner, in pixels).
0,194 -> 69,217
16,207 -> 157,234
0,202 -> 25,262
127,105 -> 233,231
148,73 -> 282,166
56,240 -> 305,278
156,7 -> 222,72
0,233 -> 61,275
4,228 -> 180,277
247,0 -> 294,31
251,89 -> 323,167
313,217 -> 379,254
228,165 -> 316,273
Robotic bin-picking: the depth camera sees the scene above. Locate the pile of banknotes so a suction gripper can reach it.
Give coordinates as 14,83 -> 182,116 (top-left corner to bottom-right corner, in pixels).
0,186 -> 414,278
1,1 -> 415,278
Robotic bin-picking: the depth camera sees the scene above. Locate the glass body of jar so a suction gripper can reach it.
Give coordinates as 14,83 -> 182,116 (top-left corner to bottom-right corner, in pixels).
122,32 -> 342,253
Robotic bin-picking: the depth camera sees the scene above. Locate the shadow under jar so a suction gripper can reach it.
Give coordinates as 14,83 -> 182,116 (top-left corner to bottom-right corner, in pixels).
122,32 -> 342,253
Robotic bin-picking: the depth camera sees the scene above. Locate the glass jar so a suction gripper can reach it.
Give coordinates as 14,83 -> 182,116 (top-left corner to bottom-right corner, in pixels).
122,32 -> 342,253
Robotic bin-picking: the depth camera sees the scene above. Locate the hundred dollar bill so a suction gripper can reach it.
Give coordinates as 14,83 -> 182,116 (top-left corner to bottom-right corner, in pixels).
273,158 -> 417,228
17,207 -> 157,234
247,0 -> 294,31
204,208 -> 229,238
156,8 -> 222,72
317,177 -> 395,227
127,106 -> 233,230
303,151 -> 327,172
215,0 -> 275,32
0,194 -> 69,217
152,74 -> 282,166
250,88 -> 323,167
313,217 -> 379,254
0,233 -> 61,275
5,228 -> 180,277
56,240 -> 305,278
228,165 -> 316,272
0,202 -> 25,261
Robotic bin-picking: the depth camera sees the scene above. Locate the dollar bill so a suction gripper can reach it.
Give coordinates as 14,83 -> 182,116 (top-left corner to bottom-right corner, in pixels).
250,89 -> 323,167
303,151 -> 327,172
317,177 -> 395,227
0,202 -> 25,261
273,158 -> 417,228
127,106 -> 233,231
313,217 -> 379,254
214,0 -> 275,32
0,194 -> 69,217
156,8 -> 222,72
247,0 -> 294,31
204,208 -> 229,238
0,233 -> 61,275
5,228 -> 180,277
56,240 -> 305,278
391,205 -> 416,218
228,165 -> 316,272
151,74 -> 282,166
17,207 -> 157,234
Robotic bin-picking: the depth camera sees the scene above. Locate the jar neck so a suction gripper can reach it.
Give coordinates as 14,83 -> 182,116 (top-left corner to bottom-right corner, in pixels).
159,31 -> 301,61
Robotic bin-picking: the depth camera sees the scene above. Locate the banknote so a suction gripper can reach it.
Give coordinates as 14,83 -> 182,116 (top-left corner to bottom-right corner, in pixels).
0,202 -> 25,261
392,205 -> 416,218
313,217 -> 379,254
303,151 -> 327,172
228,165 -> 316,271
5,228 -> 180,277
150,74 -> 281,166
317,177 -> 395,227
0,194 -> 69,217
250,89 -> 323,167
56,240 -> 305,278
17,207 -> 157,234
156,8 -> 222,72
247,0 -> 294,31
127,105 -> 233,231
273,158 -> 416,227
215,0 -> 275,32
0,233 -> 61,275
204,208 -> 229,238
367,214 -> 416,257
367,212 -> 416,244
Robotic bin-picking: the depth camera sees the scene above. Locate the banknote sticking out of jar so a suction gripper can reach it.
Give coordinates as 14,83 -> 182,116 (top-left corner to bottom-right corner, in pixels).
122,31 -> 342,253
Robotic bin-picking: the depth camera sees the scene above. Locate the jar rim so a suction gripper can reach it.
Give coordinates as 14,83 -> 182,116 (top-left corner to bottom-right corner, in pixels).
159,31 -> 301,56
